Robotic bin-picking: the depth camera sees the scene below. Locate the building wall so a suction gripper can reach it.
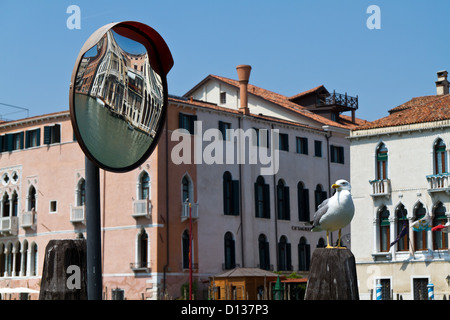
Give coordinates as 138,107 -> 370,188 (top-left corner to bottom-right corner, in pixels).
350,124 -> 450,299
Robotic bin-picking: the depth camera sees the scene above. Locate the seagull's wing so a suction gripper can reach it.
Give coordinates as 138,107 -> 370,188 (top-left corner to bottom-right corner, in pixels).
311,198 -> 329,229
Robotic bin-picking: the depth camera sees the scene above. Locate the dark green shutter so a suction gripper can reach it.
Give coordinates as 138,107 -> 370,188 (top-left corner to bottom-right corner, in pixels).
44,126 -> 51,144
36,128 -> 41,146
263,184 -> 270,218
232,180 -> 240,216
303,189 -> 310,221
54,124 -> 61,143
254,182 -> 259,217
6,134 -> 13,152
286,243 -> 292,270
284,186 -> 290,220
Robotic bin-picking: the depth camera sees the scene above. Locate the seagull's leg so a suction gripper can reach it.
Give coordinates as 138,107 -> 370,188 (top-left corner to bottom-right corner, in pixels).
326,231 -> 333,248
337,229 -> 346,249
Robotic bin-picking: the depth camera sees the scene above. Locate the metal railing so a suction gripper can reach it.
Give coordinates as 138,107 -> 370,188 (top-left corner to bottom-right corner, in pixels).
317,91 -> 358,110
369,179 -> 391,197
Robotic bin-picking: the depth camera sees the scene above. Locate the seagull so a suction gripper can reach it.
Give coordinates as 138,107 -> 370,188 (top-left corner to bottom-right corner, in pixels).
311,179 -> 355,248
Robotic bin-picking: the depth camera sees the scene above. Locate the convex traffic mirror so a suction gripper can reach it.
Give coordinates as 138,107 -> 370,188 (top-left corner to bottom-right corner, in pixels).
70,21 -> 173,172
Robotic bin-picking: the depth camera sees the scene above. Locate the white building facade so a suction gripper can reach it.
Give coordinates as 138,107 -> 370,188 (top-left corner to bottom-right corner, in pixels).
350,72 -> 450,300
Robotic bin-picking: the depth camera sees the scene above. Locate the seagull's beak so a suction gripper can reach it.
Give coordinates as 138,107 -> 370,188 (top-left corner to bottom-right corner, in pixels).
332,184 -> 340,189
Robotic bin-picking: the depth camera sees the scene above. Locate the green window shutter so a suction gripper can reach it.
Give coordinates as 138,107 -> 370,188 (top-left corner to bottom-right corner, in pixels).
54,124 -> 61,143
6,134 -> 13,152
263,184 -> 271,218
43,126 -> 51,144
232,180 -> 240,216
36,128 -> 41,146
284,186 -> 290,220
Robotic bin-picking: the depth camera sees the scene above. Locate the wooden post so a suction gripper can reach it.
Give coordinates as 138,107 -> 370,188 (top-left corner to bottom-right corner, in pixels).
39,239 -> 87,300
304,248 -> 359,300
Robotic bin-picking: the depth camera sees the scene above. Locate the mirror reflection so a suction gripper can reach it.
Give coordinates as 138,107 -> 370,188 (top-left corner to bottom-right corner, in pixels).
74,28 -> 164,170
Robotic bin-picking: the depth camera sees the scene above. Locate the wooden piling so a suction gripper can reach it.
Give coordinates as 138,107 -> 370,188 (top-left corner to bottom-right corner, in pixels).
304,248 -> 359,300
39,239 -> 87,300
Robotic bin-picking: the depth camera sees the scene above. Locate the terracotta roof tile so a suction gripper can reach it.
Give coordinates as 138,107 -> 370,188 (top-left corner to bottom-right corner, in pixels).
188,75 -> 362,130
354,94 -> 450,131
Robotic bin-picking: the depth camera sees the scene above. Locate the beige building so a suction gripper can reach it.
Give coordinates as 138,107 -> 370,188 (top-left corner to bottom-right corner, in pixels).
349,71 -> 450,300
0,66 -> 362,299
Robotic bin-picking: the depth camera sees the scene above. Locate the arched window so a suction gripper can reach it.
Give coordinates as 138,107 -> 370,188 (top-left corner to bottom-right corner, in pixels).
379,206 -> 390,252
278,236 -> 291,271
277,179 -> 290,220
30,242 -> 38,276
376,143 -> 388,180
137,229 -> 148,268
77,179 -> 85,206
314,184 -> 327,211
258,234 -> 270,270
255,176 -> 270,218
413,203 -> 428,251
13,241 -> 21,276
5,242 -> 13,277
28,186 -> 36,211
433,202 -> 448,250
434,138 -> 447,174
11,191 -> 18,217
182,230 -> 190,269
2,193 -> 10,217
21,240 -> 28,277
182,175 -> 193,204
139,172 -> 150,200
297,182 -> 310,222
224,232 -> 236,270
317,238 -> 326,248
395,204 -> 409,251
298,237 -> 310,271
0,243 -> 4,277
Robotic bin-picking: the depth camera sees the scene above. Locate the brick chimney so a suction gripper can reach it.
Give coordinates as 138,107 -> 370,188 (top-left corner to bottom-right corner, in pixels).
436,70 -> 449,95
236,65 -> 252,115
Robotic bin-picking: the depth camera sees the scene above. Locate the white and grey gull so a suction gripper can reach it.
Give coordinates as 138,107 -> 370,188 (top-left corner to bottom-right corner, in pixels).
311,179 -> 355,248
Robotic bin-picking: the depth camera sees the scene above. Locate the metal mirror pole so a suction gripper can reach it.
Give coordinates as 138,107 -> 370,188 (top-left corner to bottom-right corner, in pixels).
85,156 -> 102,300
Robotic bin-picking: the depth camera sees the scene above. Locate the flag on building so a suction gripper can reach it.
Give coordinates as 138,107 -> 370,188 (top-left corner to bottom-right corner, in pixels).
390,222 -> 409,248
411,215 -> 431,232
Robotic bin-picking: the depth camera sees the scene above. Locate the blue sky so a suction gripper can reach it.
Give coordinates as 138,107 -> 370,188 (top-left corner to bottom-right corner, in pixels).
1,0 -> 449,122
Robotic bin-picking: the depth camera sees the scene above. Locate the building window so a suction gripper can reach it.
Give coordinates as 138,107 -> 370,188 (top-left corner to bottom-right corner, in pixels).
49,200 -> 57,213
28,186 -> 37,211
224,232 -> 236,270
220,92 -> 226,104
30,242 -> 38,276
44,124 -> 61,145
432,202 -> 448,250
76,179 -> 85,206
25,129 -> 41,148
314,140 -> 322,157
278,236 -> 292,271
434,138 -> 447,174
314,184 -> 327,211
219,121 -> 231,140
277,179 -> 290,220
297,182 -> 310,222
223,172 -> 239,216
182,174 -> 194,204
279,133 -> 289,151
379,206 -> 390,252
296,137 -> 308,155
139,172 -> 150,200
179,113 -> 197,135
395,204 -> 409,252
258,234 -> 270,270
413,203 -> 428,251
376,143 -> 388,180
254,176 -> 270,218
182,230 -> 191,269
298,237 -> 310,271
0,133 -> 24,152
253,128 -> 269,148
137,229 -> 148,268
330,145 -> 345,164
2,193 -> 10,217
413,278 -> 429,300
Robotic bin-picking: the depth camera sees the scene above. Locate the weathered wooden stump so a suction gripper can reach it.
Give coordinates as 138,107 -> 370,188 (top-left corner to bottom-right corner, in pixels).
304,248 -> 359,300
39,238 -> 87,300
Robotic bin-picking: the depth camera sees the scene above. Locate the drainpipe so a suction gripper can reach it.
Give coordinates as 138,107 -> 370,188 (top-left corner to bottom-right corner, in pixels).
324,126 -> 333,244
238,116 -> 245,267
272,123 -> 278,271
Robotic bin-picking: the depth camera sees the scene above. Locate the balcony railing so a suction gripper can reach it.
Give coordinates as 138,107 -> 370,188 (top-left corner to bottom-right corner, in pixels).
0,216 -> 19,235
70,205 -> 85,224
427,173 -> 450,193
181,202 -> 199,222
20,211 -> 35,228
369,179 -> 391,198
132,199 -> 152,218
317,91 -> 358,110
